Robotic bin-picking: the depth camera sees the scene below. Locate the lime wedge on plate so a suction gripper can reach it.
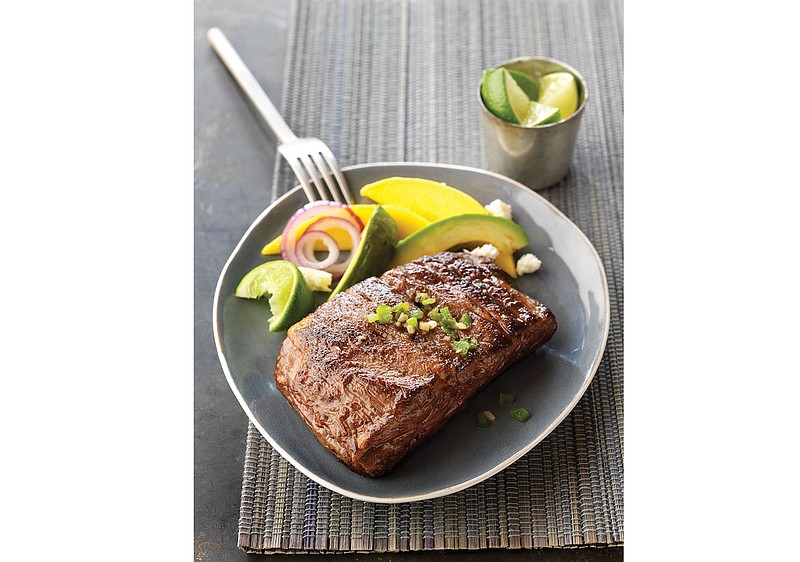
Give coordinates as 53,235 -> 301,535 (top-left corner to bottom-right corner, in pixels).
538,71 -> 579,120
235,259 -> 315,332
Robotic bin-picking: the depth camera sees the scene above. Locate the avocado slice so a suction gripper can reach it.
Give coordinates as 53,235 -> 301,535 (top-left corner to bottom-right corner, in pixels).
329,205 -> 397,299
390,214 -> 529,268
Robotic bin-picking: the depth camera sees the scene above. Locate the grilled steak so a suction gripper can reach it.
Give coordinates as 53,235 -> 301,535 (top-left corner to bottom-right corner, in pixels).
274,251 -> 557,477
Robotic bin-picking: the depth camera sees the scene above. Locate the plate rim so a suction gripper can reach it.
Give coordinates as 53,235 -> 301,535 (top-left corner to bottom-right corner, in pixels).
212,161 -> 610,503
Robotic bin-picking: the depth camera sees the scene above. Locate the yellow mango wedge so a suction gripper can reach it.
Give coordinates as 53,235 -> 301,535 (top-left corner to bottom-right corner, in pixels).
350,204 -> 430,239
261,204 -> 430,255
360,177 -> 488,222
494,251 -> 518,279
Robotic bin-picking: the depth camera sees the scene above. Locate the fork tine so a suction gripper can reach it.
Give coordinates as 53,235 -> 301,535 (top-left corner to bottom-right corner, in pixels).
310,152 -> 345,205
297,154 -> 332,202
283,155 -> 319,203
318,147 -> 355,205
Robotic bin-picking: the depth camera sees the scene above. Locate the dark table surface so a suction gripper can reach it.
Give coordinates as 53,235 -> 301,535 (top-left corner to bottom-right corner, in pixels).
194,1 -> 622,560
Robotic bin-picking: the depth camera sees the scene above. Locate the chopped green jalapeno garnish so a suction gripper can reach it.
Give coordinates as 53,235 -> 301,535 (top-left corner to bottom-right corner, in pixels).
510,407 -> 530,422
499,392 -> 516,405
438,307 -> 460,338
391,301 -> 409,314
452,337 -> 478,356
371,294 -> 480,352
476,411 -> 493,428
367,304 -> 393,324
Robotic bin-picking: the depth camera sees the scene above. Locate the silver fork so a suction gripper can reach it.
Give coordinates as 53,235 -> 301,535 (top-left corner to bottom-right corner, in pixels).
207,27 -> 354,205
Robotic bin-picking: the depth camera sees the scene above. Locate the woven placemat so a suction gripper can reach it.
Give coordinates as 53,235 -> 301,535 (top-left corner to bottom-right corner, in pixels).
238,0 -> 623,553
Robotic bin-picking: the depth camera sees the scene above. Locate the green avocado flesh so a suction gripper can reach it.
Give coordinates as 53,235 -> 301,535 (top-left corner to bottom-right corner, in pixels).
390,214 -> 529,268
329,205 -> 397,299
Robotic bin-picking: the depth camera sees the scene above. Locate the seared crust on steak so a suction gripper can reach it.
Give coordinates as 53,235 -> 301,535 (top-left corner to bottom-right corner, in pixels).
274,251 -> 557,476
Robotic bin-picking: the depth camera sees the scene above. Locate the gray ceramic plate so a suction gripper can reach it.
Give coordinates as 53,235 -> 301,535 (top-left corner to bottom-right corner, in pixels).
213,162 -> 609,503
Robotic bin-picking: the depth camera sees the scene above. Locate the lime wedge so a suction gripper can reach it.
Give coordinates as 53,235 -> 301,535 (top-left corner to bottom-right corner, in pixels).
538,71 -> 579,120
235,259 -> 315,332
503,69 -> 532,124
508,69 -> 540,101
481,67 -> 533,125
481,68 -> 515,123
523,100 -> 561,126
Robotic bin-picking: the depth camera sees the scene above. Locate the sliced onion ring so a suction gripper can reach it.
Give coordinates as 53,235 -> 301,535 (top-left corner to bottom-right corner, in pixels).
295,230 -> 340,270
280,201 -> 364,275
307,216 -> 363,275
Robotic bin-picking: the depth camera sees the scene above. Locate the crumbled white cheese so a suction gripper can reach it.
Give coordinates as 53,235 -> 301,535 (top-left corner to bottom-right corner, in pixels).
297,266 -> 332,292
484,199 -> 513,220
465,243 -> 500,259
515,253 -> 542,276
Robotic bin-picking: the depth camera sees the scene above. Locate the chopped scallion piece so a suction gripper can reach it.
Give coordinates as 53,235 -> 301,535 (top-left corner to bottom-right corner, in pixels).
391,301 -> 409,314
406,316 -> 418,329
460,313 -> 473,328
410,309 -> 424,320
415,292 -> 429,302
374,305 -> 393,324
440,310 -> 459,338
499,392 -> 516,405
452,337 -> 478,356
510,407 -> 530,422
476,411 -> 493,428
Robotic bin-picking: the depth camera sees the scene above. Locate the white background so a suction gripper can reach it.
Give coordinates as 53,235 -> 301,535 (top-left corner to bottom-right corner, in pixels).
1,1 -> 798,559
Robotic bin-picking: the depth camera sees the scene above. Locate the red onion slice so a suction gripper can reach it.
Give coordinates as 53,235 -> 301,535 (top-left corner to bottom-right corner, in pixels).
306,216 -> 362,248
279,201 -> 364,276
295,230 -> 340,270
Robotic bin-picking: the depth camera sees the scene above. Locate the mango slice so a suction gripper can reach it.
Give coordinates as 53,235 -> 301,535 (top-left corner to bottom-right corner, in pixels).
360,177 -> 487,223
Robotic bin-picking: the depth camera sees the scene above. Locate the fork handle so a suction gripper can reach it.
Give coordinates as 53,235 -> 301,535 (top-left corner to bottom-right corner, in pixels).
207,27 -> 297,144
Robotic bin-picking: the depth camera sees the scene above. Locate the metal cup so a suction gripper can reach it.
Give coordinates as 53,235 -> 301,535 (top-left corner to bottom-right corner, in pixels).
478,56 -> 588,191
